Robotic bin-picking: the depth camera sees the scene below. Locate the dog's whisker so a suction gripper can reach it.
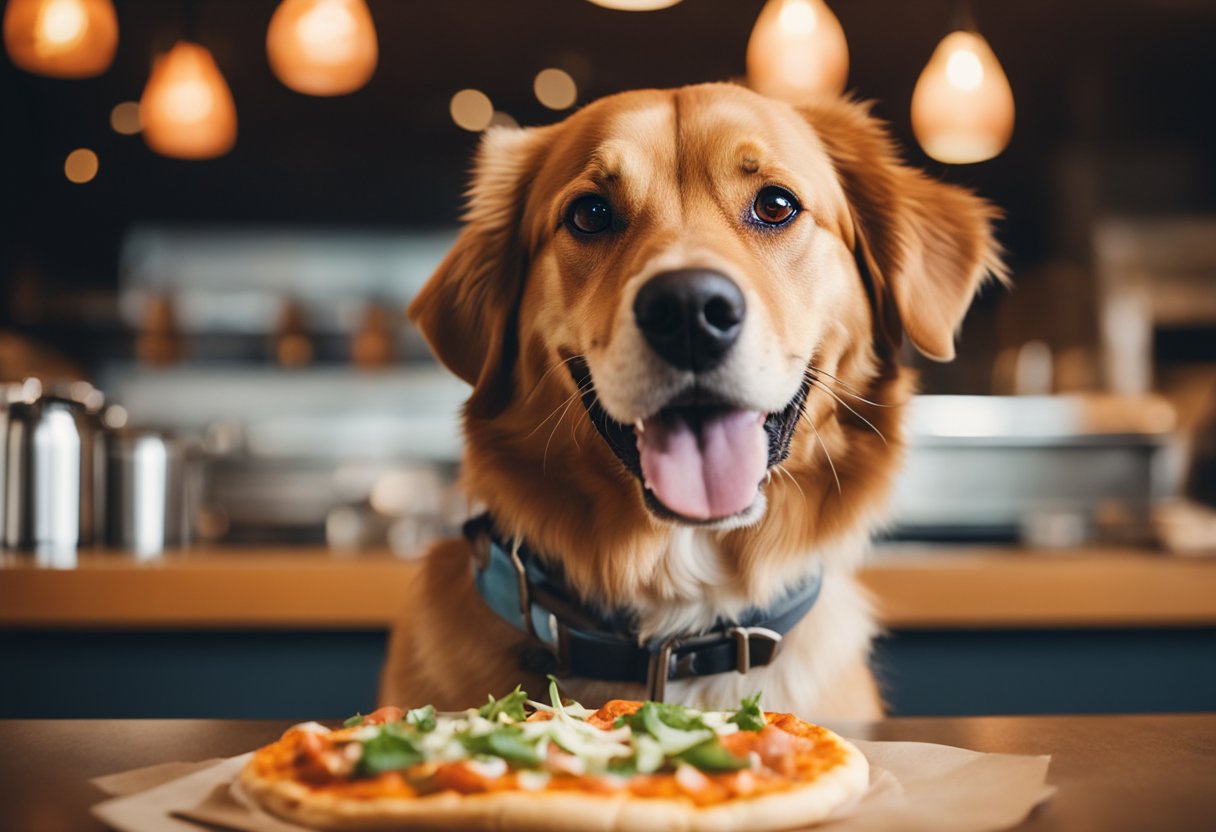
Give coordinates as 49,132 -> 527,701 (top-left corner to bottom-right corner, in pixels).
525,389 -> 583,440
774,462 -> 807,508
803,366 -> 896,408
807,418 -> 843,495
524,379 -> 592,441
802,367 -> 899,408
807,378 -> 888,446
523,354 -> 585,406
569,400 -> 586,451
804,363 -> 868,396
543,379 -> 594,473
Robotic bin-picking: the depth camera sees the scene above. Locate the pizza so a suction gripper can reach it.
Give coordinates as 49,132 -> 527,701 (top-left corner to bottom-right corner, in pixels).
238,683 -> 869,831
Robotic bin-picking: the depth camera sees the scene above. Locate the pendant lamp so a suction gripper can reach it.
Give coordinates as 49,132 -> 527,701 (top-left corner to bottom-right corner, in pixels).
266,0 -> 378,96
3,0 -> 117,78
911,9 -> 1014,164
747,0 -> 848,102
140,41 -> 237,160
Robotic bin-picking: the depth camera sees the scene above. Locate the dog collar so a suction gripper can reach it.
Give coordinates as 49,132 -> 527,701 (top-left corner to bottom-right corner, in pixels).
464,513 -> 823,701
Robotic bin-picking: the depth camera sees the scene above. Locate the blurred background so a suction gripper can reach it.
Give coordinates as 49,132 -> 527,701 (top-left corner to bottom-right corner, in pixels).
1,0 -> 1214,720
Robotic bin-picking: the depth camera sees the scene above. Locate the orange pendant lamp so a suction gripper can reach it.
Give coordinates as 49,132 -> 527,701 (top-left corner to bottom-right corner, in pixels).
139,41 -> 237,160
585,0 -> 682,9
266,0 -> 378,96
747,0 -> 848,102
911,10 -> 1014,164
3,0 -> 118,78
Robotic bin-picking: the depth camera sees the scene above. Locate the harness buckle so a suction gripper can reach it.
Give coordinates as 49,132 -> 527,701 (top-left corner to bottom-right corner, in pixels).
646,638 -> 677,702
727,626 -> 783,674
505,538 -> 539,641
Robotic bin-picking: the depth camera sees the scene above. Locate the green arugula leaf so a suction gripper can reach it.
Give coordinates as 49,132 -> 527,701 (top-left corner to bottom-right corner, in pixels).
477,685 -> 529,722
459,727 -> 543,767
616,702 -> 713,758
728,691 -> 766,732
357,725 -> 423,776
607,757 -> 639,776
405,704 -> 436,732
676,738 -> 751,772
343,713 -> 364,728
618,701 -> 708,733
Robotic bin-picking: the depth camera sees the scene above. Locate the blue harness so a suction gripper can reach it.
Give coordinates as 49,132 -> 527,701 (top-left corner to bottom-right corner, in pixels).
464,514 -> 824,701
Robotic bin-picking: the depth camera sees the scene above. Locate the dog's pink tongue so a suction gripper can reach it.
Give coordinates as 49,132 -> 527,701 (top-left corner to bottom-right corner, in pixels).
638,409 -> 767,520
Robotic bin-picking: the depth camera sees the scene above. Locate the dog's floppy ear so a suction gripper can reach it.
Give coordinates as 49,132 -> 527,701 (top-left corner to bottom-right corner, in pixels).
408,126 -> 551,416
802,98 -> 1006,361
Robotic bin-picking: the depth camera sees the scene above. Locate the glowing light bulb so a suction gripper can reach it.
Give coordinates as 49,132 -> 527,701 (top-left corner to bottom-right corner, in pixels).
2,0 -> 117,78
747,0 -> 848,102
946,49 -> 983,91
39,0 -> 86,46
585,0 -> 682,10
911,30 -> 1015,164
266,0 -> 378,96
139,41 -> 238,160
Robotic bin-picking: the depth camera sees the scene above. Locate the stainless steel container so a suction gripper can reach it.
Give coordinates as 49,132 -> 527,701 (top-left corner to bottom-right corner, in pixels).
2,395 -> 98,557
889,395 -> 1174,544
101,430 -> 192,556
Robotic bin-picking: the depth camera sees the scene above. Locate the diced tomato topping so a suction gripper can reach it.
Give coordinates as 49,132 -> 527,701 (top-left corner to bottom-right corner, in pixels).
291,731 -> 337,784
361,706 -> 405,726
587,699 -> 642,729
544,745 -> 586,776
431,762 -> 495,794
755,725 -> 814,777
674,764 -> 729,806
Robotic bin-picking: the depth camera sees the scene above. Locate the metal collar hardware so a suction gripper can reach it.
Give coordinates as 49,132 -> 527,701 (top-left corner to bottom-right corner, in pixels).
465,514 -> 822,702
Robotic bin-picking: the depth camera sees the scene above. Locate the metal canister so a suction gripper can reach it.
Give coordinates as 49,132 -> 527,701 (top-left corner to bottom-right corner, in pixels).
2,395 -> 98,557
101,429 -> 192,556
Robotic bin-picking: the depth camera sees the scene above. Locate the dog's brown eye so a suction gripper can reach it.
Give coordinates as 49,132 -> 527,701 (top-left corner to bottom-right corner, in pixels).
752,186 -> 799,226
568,196 -> 612,235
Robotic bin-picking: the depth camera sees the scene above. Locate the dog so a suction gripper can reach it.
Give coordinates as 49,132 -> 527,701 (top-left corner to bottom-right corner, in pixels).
380,83 -> 1002,719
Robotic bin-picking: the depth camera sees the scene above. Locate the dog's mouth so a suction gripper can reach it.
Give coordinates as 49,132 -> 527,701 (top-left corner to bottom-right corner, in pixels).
569,358 -> 809,525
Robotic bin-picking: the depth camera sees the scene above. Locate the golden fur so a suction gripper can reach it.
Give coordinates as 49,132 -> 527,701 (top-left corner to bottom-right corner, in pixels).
381,83 -> 1002,719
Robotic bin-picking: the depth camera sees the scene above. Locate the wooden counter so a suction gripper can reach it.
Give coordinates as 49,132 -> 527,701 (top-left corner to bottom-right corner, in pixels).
1,544 -> 1213,630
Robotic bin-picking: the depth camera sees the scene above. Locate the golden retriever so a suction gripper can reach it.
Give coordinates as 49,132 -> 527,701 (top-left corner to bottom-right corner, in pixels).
381,83 -> 1002,719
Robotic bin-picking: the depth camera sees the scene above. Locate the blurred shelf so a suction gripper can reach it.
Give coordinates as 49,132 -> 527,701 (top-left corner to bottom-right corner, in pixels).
0,544 -> 1213,631
0,548 -> 422,630
864,544 -> 1216,629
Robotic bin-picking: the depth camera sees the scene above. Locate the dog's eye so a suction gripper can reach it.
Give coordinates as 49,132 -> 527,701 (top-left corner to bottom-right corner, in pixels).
568,196 -> 612,235
752,186 -> 800,226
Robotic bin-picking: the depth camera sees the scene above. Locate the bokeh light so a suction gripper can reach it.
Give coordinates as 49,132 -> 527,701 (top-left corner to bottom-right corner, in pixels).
533,68 -> 577,110
64,147 -> 98,183
449,88 -> 493,132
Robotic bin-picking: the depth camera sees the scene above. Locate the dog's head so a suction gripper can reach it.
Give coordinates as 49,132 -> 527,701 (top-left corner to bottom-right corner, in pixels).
411,84 -> 1001,568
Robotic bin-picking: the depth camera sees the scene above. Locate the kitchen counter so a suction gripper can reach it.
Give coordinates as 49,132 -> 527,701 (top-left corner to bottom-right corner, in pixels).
1,544 -> 1214,630
2,714 -> 1213,831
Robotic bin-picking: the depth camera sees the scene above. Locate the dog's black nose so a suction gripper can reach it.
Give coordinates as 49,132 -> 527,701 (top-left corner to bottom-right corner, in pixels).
633,269 -> 746,372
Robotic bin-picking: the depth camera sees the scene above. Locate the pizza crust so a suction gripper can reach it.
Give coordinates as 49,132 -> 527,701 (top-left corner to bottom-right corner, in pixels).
238,727 -> 869,832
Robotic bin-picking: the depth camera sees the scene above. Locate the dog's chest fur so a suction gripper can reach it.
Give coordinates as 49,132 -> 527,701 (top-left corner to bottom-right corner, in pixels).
629,527 -> 754,643
561,528 -> 877,718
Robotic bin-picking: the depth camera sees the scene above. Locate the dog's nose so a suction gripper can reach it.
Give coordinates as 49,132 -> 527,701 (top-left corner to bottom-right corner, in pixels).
633,269 -> 746,372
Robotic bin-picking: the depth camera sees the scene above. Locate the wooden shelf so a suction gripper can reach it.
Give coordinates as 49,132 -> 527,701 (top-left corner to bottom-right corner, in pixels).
1,544 -> 1213,630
